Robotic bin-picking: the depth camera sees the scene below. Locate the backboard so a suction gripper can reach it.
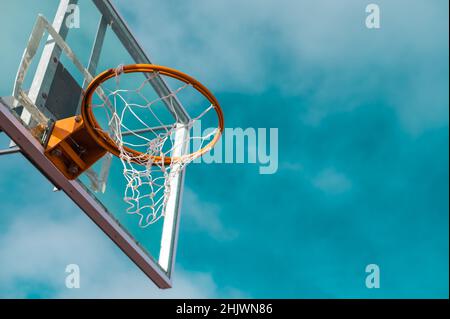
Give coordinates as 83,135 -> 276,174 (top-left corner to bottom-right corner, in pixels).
0,0 -> 202,288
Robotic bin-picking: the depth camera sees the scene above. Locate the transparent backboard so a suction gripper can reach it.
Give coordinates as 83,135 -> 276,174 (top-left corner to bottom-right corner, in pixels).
0,0 -> 211,288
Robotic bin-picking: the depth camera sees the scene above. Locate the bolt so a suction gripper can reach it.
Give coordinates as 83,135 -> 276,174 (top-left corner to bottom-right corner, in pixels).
41,92 -> 48,99
75,116 -> 82,123
78,146 -> 87,155
51,148 -> 62,157
68,164 -> 79,175
53,57 -> 58,63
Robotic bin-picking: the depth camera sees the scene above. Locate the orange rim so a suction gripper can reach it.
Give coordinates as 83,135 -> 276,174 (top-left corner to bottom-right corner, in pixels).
81,64 -> 224,165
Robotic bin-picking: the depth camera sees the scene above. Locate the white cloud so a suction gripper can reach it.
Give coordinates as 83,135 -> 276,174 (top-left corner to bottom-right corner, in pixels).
58,267 -> 220,299
182,188 -> 237,241
312,168 -> 352,195
0,197 -> 243,298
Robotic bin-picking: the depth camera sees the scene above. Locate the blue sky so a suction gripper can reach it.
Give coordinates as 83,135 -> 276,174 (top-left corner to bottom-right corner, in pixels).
0,0 -> 448,298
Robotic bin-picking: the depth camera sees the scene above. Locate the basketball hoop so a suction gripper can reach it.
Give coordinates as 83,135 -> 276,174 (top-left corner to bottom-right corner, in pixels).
74,63 -> 224,227
81,64 -> 224,165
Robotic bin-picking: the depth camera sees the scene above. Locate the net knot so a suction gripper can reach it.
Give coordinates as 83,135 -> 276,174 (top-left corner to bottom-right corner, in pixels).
115,64 -> 125,77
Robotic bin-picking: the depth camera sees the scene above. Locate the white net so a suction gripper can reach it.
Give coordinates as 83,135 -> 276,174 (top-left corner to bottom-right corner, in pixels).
91,66 -> 219,228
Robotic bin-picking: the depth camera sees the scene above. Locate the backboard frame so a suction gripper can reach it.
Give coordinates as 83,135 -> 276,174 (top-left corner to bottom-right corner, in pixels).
0,0 -> 191,288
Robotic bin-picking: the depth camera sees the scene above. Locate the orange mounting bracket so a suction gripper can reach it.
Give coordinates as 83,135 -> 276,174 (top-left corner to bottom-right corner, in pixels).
44,115 -> 107,180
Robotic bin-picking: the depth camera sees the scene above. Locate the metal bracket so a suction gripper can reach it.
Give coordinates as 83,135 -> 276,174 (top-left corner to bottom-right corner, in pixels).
0,146 -> 21,156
